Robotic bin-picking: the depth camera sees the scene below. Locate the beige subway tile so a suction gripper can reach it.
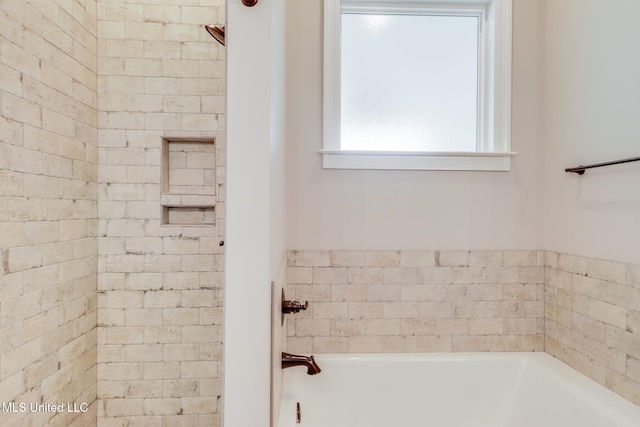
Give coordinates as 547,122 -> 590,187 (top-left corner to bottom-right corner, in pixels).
348,302 -> 384,319
162,308 -> 199,325
365,319 -> 400,336
382,267 -> 419,284
503,283 -> 539,301
383,302 -> 418,319
487,335 -> 521,351
605,282 -> 638,310
400,250 -> 435,267
143,398 -> 181,416
469,250 -> 503,267
452,335 -> 487,351
557,253 -> 588,275
312,302 -> 348,319
519,266 -> 544,283
330,250 -> 366,267
295,319 -> 330,337
293,251 -> 330,267
588,258 -> 627,284
606,326 -> 640,359
294,284 -> 330,302
435,284 -> 468,301
347,336 -> 383,353
469,318 -> 503,335
144,290 -> 181,308
468,284 -> 503,301
628,310 -> 640,333
382,336 -> 417,353
400,319 -> 434,336
606,368 -> 640,406
287,267 -> 312,284
330,319 -> 365,337
366,285 -> 400,302
348,267 -> 383,285
503,251 -> 539,267
182,361 -> 217,379
365,251 -> 400,267
503,318 -> 539,335
313,267 -> 348,284
103,398 -> 144,417
400,284 -> 435,301
331,284 -> 365,302
421,267 -> 452,284
181,396 -> 216,415
416,335 -> 452,352
452,267 -> 486,284
588,299 -> 627,329
163,379 -> 200,398
487,301 -> 525,317
435,319 -> 469,335
452,302 -> 486,318
286,337 -> 313,354
418,302 -> 453,319
520,334 -> 544,352
436,250 -> 469,267
485,267 -> 520,284
627,356 -> 640,382
627,265 -> 640,289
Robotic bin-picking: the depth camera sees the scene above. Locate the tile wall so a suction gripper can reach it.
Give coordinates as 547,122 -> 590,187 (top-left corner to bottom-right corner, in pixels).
284,250 -> 640,407
96,1 -> 225,425
545,252 -> 640,405
0,1 -> 99,425
285,250 -> 545,354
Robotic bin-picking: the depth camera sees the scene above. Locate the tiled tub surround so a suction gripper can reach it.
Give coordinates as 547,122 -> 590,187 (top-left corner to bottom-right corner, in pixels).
285,250 -> 640,407
545,252 -> 640,406
285,250 -> 545,354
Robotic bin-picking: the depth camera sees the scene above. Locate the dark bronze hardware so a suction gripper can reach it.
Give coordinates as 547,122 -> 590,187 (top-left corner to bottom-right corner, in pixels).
242,0 -> 258,6
565,156 -> 640,175
204,25 -> 225,46
296,402 -> 301,424
282,299 -> 308,314
282,352 -> 321,375
281,289 -> 308,325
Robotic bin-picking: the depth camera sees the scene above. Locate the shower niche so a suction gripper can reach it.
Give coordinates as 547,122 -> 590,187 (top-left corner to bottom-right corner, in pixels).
161,137 -> 217,225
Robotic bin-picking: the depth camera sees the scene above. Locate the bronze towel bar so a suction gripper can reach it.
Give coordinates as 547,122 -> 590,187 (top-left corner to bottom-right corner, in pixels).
565,156 -> 640,175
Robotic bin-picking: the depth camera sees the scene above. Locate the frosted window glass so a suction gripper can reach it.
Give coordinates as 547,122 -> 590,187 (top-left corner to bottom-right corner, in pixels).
341,14 -> 479,151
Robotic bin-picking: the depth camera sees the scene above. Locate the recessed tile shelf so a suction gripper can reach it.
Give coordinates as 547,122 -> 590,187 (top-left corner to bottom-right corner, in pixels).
161,137 -> 217,225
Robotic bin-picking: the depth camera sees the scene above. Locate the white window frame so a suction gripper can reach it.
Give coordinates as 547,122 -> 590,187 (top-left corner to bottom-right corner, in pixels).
322,0 -> 515,171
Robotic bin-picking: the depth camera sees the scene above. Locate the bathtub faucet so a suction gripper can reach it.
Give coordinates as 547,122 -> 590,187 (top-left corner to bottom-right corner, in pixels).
281,352 -> 321,375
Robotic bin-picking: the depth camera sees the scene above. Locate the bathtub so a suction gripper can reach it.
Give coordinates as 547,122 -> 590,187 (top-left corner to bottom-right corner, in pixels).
278,353 -> 640,427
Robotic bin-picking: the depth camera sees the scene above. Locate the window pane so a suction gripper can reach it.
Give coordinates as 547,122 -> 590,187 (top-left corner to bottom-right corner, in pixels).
341,13 -> 479,151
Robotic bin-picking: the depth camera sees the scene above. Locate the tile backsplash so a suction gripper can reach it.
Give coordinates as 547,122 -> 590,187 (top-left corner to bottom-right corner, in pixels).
285,250 -> 545,354
545,252 -> 640,405
284,249 -> 640,407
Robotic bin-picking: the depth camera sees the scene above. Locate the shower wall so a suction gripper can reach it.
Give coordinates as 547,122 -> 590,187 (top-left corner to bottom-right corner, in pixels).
96,1 -> 224,425
286,250 -> 545,354
545,252 -> 640,406
0,1 -> 99,426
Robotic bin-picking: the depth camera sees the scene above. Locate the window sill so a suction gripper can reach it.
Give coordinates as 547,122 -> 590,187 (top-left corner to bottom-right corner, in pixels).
319,150 -> 517,171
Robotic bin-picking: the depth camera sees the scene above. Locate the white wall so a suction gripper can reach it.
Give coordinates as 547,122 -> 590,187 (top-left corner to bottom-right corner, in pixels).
543,0 -> 640,265
285,0 -> 546,251
225,0 -> 287,425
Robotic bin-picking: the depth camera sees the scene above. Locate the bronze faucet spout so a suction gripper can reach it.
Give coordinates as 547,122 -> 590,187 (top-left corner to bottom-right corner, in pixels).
281,352 -> 321,375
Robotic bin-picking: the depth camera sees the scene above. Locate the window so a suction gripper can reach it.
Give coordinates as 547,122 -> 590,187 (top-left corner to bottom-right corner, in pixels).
323,0 -> 514,170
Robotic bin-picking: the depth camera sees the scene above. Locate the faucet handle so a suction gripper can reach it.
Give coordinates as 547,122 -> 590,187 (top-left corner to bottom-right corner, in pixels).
282,299 -> 308,314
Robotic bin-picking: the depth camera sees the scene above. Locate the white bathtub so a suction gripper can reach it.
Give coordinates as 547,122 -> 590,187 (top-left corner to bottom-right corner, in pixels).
278,353 -> 640,427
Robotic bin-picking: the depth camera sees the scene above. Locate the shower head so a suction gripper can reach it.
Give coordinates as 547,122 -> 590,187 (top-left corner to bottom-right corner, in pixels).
205,25 -> 225,46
